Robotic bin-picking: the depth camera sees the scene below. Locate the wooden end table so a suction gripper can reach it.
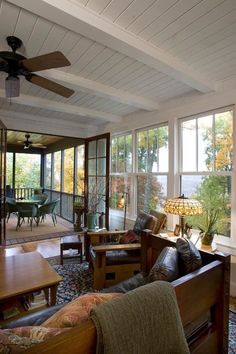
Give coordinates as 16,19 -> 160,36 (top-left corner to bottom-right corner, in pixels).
0,252 -> 62,310
60,234 -> 83,265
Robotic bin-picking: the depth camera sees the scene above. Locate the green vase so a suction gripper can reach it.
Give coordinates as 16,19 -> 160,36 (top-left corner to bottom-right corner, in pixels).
201,233 -> 214,246
87,213 -> 97,231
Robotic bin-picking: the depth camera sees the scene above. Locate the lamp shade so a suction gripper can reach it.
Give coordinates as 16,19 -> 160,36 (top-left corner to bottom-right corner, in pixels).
164,195 -> 203,216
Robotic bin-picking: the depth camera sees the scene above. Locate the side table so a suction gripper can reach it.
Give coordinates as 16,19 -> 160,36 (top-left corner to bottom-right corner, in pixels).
60,235 -> 83,265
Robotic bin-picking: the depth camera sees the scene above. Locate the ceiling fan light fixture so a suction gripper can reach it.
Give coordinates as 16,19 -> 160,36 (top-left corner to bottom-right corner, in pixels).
5,75 -> 20,97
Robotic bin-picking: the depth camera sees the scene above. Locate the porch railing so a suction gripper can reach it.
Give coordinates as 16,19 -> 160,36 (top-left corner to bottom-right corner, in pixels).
8,187 -> 84,223
10,187 -> 35,200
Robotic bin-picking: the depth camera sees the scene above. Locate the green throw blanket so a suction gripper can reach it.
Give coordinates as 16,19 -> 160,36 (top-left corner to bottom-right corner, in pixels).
91,281 -> 190,354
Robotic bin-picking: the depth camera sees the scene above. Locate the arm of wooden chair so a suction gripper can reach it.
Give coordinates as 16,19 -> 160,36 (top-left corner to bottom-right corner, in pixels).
92,243 -> 141,253
84,230 -> 128,261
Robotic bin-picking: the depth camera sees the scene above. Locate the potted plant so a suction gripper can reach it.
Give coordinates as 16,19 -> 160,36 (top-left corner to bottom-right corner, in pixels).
197,208 -> 219,246
86,182 -> 105,231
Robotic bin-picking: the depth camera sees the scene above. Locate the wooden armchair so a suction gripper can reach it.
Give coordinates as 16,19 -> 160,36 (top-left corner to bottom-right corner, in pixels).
86,210 -> 167,289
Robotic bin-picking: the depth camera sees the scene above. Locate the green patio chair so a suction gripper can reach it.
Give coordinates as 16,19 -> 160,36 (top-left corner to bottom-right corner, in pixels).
6,197 -> 18,222
16,203 -> 38,231
30,193 -> 48,205
36,199 -> 59,226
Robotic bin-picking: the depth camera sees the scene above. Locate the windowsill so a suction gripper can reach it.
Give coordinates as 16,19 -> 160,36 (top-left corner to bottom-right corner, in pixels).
214,234 -> 236,255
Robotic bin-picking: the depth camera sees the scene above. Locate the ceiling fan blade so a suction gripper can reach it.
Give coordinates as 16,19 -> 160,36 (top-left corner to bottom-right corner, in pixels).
0,57 -> 8,71
26,74 -> 74,98
32,144 -> 47,149
20,51 -> 71,72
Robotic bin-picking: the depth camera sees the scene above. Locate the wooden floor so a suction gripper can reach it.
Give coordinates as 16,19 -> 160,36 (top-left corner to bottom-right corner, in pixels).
0,239 -> 60,258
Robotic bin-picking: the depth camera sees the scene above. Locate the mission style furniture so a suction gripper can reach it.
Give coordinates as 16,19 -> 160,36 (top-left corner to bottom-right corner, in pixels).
24,231 -> 230,354
0,252 -> 62,309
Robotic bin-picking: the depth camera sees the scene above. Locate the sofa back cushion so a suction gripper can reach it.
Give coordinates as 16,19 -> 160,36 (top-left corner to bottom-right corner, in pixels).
176,238 -> 202,275
148,246 -> 179,282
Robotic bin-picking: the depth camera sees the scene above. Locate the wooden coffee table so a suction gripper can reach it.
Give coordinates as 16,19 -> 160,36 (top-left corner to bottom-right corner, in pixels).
0,252 -> 62,307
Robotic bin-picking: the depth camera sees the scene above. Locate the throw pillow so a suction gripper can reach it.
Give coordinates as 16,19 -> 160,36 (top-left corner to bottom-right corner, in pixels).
133,211 -> 153,235
42,292 -> 123,328
119,230 -> 140,244
176,237 -> 202,275
148,246 -> 179,283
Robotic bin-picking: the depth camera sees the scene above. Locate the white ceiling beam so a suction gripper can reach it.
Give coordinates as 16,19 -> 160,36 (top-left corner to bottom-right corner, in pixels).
41,69 -> 159,111
8,0 -> 216,93
0,109 -> 97,132
0,90 -> 121,123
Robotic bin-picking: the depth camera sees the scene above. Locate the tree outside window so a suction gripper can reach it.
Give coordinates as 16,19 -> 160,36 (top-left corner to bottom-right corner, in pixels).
63,148 -> 74,194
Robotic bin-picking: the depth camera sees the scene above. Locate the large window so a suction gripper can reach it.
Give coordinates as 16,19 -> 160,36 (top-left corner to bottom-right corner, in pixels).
110,133 -> 132,213
63,148 -> 74,194
15,153 -> 41,188
136,125 -> 168,213
6,152 -> 13,187
110,125 -> 169,216
45,154 -> 52,189
75,145 -> 84,195
53,151 -> 61,191
180,108 -> 233,237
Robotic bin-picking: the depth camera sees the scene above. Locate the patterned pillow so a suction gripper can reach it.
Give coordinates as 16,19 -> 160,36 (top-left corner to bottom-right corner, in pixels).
176,238 -> 202,275
42,292 -> 123,328
0,327 -> 67,353
119,230 -> 140,244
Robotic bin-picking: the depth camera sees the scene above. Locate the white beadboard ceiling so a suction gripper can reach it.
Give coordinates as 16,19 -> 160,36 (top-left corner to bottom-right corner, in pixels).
0,0 -> 236,136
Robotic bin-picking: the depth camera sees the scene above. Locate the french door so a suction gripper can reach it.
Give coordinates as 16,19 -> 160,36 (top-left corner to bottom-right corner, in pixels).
85,133 -> 110,230
0,121 -> 7,245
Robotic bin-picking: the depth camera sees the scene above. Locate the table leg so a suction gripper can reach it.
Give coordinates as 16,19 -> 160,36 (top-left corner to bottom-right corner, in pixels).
50,285 -> 57,306
43,288 -> 49,305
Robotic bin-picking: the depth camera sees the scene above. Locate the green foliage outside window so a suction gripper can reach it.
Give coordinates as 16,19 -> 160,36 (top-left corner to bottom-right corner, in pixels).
184,110 -> 232,237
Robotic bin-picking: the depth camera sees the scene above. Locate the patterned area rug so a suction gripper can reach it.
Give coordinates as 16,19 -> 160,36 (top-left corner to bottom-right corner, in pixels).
48,260 -> 93,304
47,259 -> 236,351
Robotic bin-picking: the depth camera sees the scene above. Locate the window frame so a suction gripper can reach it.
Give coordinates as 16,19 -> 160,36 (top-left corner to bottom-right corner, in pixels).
178,106 -> 235,243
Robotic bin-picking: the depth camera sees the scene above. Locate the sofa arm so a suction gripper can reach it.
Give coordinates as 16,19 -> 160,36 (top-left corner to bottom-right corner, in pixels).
1,304 -> 64,329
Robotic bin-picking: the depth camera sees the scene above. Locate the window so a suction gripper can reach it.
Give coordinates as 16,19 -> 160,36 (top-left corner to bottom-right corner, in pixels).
63,148 -> 74,194
110,133 -> 132,213
180,109 -> 233,237
136,125 -> 168,213
75,145 -> 84,195
53,151 -> 61,191
15,153 -> 41,188
110,125 -> 169,217
45,154 -> 52,189
6,152 -> 13,187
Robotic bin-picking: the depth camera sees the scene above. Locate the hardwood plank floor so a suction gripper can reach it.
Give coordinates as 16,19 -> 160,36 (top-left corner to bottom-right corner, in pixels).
0,234 -> 85,259
1,239 -> 60,258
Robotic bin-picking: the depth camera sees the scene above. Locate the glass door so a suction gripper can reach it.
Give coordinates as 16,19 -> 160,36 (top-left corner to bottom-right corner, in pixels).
85,133 -> 110,230
0,121 -> 7,245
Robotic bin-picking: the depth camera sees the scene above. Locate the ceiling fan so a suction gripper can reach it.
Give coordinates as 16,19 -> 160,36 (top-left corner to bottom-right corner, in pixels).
0,36 -> 74,98
18,134 -> 47,150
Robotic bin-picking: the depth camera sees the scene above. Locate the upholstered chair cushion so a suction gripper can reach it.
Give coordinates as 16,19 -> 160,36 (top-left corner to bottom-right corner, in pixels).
148,246 -> 179,282
133,211 -> 153,235
176,237 -> 202,275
